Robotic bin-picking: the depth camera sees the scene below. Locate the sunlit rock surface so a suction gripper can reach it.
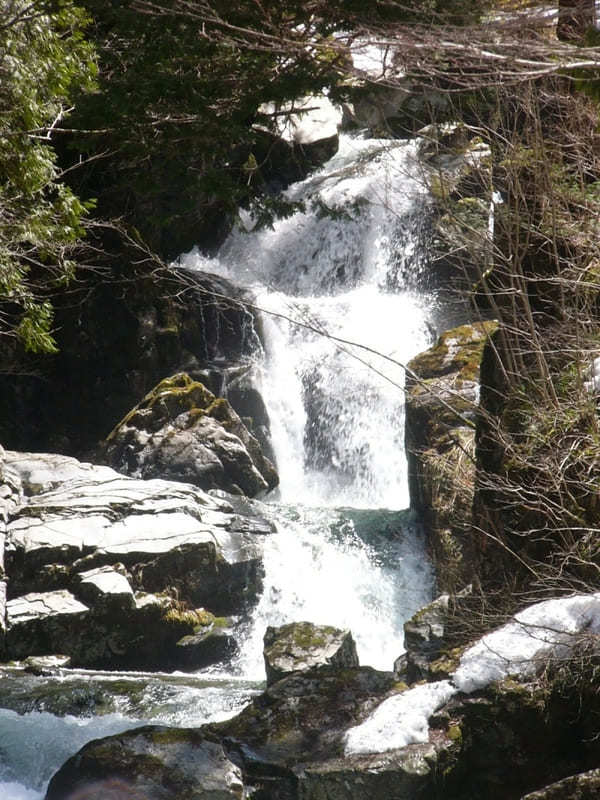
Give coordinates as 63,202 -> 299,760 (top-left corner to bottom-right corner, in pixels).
102,373 -> 278,498
1,449 -> 270,669
405,320 -> 497,592
263,621 -> 359,686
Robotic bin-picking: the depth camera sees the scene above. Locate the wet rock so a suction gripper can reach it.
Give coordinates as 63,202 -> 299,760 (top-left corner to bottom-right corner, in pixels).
175,627 -> 238,671
263,621 -> 359,686
44,726 -> 244,800
215,666 -> 397,768
405,321 -> 497,592
102,373 -> 278,498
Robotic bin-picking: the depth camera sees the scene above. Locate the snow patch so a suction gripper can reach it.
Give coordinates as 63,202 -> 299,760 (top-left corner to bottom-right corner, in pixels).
345,679 -> 455,755
454,592 -> 600,693
345,592 -> 600,755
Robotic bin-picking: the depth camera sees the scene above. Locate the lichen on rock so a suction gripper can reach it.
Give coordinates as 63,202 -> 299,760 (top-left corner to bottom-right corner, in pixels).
263,621 -> 359,686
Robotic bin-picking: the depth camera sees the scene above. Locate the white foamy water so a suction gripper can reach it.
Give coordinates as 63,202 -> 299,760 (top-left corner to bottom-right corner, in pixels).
231,506 -> 433,676
0,708 -> 142,799
179,132 -> 437,673
180,134 -> 433,509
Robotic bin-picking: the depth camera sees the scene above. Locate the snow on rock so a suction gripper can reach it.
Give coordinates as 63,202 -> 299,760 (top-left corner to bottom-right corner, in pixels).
344,680 -> 455,755
453,592 -> 600,693
345,592 -> 600,756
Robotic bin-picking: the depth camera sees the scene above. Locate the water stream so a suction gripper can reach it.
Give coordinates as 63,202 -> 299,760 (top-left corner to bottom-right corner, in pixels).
1,132 -> 441,798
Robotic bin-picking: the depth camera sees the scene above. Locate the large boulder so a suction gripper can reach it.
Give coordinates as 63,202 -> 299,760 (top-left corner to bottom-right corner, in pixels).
263,621 -> 359,686
102,373 -> 278,498
45,727 -> 244,800
1,450 -> 269,669
405,320 -> 497,592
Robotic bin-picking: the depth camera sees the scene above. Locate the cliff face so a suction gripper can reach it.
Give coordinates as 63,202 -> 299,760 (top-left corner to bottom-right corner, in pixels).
0,261 -> 264,458
404,320 -> 497,593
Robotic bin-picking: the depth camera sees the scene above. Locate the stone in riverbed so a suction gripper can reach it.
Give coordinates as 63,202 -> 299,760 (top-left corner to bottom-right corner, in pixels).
44,726 -> 244,800
263,621 -> 359,686
175,627 -> 238,671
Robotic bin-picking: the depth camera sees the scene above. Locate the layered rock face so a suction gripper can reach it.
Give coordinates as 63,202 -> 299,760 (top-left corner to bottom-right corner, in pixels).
0,448 -> 272,670
102,373 -> 278,498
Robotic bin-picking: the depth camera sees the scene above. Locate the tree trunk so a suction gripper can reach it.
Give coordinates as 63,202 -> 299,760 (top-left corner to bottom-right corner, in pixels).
557,0 -> 596,41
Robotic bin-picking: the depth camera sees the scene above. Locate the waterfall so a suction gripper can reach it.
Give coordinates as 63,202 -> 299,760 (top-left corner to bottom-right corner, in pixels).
180,132 -> 437,673
181,135 -> 433,508
1,132 -> 440,799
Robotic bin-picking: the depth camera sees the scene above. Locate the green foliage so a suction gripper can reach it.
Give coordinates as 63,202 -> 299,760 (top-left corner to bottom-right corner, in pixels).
0,0 -> 96,353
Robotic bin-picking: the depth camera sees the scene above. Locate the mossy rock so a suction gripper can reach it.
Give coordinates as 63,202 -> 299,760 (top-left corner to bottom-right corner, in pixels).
102,372 -> 278,497
45,726 -> 244,800
409,321 -> 498,385
263,621 -> 359,686
405,321 -> 498,594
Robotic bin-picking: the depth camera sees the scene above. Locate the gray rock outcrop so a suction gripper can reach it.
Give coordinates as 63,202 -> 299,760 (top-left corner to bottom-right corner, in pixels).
1,449 -> 270,670
45,727 -> 244,800
405,320 -> 497,592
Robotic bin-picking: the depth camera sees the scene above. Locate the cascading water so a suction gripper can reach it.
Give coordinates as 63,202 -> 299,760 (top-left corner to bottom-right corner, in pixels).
180,133 -> 436,674
1,132 -> 440,799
